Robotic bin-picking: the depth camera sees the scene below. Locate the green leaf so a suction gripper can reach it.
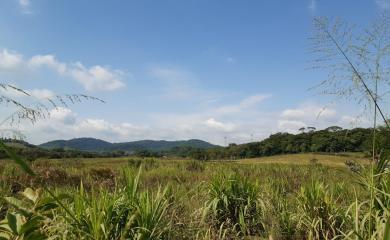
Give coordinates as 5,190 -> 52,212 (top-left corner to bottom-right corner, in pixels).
19,215 -> 44,236
6,212 -> 22,234
4,197 -> 32,217
22,188 -> 39,203
25,231 -> 47,240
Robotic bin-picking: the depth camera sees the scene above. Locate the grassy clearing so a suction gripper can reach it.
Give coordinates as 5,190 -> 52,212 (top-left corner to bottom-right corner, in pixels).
238,152 -> 368,167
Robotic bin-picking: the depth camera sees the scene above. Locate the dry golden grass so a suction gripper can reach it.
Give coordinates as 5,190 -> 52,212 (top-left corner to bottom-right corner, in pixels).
236,152 -> 368,167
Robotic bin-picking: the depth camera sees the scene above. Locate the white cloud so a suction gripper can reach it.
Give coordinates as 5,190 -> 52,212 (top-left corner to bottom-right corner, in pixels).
29,55 -> 67,74
19,0 -> 30,8
204,118 -> 235,132
376,0 -> 390,9
27,88 -> 55,99
21,108 -> 151,143
49,107 -> 76,125
0,48 -> 126,92
215,94 -> 271,115
16,98 -> 367,145
240,94 -> 270,108
281,103 -> 336,121
278,120 -> 306,133
277,102 -> 362,134
18,0 -> 33,14
70,63 -> 125,91
0,49 -> 23,70
0,85 -> 54,100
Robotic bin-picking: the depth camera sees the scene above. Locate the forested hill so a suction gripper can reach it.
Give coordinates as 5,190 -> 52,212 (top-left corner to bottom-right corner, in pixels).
185,126 -> 390,160
39,138 -> 218,152
2,126 -> 389,160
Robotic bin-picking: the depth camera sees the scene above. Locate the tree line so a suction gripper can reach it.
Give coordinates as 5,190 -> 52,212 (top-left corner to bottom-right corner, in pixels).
1,126 -> 389,161
168,126 -> 390,160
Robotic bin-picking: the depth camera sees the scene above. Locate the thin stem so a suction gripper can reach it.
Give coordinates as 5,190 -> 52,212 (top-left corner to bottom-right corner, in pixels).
315,18 -> 390,129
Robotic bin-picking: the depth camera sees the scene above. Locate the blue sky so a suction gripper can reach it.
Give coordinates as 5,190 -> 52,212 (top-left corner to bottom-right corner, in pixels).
0,0 -> 388,145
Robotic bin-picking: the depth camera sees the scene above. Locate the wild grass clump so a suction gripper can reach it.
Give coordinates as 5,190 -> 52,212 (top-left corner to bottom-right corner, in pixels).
296,181 -> 345,239
186,160 -> 205,172
310,158 -> 319,165
127,158 -> 143,168
127,158 -> 159,171
204,174 -> 266,237
89,168 -> 115,180
339,156 -> 390,239
57,168 -> 173,240
344,160 -> 362,173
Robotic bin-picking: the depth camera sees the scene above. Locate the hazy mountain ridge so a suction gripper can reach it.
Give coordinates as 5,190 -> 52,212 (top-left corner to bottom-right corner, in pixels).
39,138 -> 218,152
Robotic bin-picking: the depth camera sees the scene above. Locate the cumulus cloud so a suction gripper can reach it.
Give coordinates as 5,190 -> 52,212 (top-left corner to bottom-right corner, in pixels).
27,88 -> 55,99
49,107 -> 77,125
0,49 -> 23,70
277,102 -> 363,133
70,63 -> 125,91
281,103 -> 336,121
21,108 -> 151,143
29,55 -> 67,74
0,48 -> 126,92
0,84 -> 55,101
204,118 -> 235,132
18,0 -> 33,14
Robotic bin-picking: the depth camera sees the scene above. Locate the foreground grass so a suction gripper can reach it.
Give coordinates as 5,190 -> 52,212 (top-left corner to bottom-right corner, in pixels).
0,153 -> 388,239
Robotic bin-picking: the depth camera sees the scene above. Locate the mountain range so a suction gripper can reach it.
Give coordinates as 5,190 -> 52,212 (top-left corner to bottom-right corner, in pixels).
39,138 -> 218,152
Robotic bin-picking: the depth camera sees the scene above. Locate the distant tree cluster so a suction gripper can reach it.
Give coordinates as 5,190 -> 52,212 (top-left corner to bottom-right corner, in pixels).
179,126 -> 390,160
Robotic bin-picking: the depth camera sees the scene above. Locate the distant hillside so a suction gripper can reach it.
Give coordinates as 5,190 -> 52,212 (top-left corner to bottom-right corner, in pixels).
39,138 -> 218,152
39,138 -> 112,152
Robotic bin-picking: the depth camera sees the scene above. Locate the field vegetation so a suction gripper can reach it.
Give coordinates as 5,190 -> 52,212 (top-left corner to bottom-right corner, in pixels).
0,153 -> 388,239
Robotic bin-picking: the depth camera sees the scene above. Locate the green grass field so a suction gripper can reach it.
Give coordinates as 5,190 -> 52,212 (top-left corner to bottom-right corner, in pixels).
0,153 -> 388,239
